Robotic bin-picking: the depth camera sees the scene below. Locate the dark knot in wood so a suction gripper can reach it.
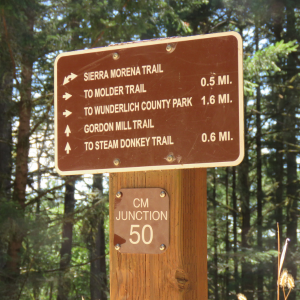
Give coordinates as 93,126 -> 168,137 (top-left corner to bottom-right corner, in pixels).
175,269 -> 189,290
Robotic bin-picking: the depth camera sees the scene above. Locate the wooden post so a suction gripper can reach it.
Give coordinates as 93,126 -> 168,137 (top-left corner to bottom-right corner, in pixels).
109,168 -> 207,299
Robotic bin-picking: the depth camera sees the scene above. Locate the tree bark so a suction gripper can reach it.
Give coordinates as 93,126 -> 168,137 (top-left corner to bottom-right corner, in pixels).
213,168 -> 219,300
0,47 -> 12,199
270,2 -> 285,297
90,174 -> 108,300
255,24 -> 264,300
285,3 -> 298,299
225,168 -> 229,299
232,167 -> 239,295
57,177 -> 76,300
0,14 -> 13,276
238,94 -> 253,300
270,0 -> 284,240
3,4 -> 35,298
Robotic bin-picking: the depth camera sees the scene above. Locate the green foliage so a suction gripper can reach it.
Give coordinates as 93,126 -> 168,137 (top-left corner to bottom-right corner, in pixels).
1,0 -> 300,299
244,40 -> 298,79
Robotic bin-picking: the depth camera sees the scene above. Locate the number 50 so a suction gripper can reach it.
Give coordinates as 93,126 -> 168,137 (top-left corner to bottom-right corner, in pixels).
129,225 -> 153,245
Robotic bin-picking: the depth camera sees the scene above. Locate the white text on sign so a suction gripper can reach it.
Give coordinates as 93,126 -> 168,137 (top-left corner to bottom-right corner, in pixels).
115,197 -> 168,246
84,64 -> 164,81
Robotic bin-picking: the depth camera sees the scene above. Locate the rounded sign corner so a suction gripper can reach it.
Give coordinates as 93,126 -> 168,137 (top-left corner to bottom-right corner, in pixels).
228,31 -> 242,41
54,162 -> 68,177
232,151 -> 245,167
54,52 -> 65,67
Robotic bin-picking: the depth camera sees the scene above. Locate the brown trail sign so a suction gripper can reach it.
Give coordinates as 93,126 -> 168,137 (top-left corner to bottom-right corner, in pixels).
54,32 -> 243,299
54,32 -> 243,175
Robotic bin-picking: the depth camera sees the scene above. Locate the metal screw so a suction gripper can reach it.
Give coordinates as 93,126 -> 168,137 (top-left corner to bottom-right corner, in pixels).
160,244 -> 166,251
166,44 -> 173,52
113,52 -> 120,60
160,191 -> 166,198
115,244 -> 121,251
113,158 -> 120,166
116,191 -> 122,198
166,154 -> 174,163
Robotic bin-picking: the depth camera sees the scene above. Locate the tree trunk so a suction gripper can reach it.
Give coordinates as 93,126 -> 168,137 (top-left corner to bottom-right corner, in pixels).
239,160 -> 253,300
3,5 -> 35,298
232,167 -> 239,295
0,50 -> 12,199
90,174 -> 108,300
213,168 -> 219,300
255,25 -> 264,300
270,0 -> 284,240
285,3 -> 298,299
0,18 -> 13,276
57,177 -> 76,300
225,168 -> 229,299
270,3 -> 285,296
238,95 -> 253,300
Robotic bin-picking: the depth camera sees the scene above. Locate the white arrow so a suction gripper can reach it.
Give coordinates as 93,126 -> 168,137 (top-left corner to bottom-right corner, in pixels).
63,73 -> 78,85
63,110 -> 72,117
65,125 -> 71,137
63,92 -> 72,100
65,142 -> 71,154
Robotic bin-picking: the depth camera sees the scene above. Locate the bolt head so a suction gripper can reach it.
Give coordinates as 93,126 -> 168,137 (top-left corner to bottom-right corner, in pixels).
115,244 -> 121,251
116,191 -> 122,198
113,158 -> 120,166
166,154 -> 174,163
160,244 -> 166,251
113,52 -> 119,60
160,191 -> 166,198
166,44 -> 172,52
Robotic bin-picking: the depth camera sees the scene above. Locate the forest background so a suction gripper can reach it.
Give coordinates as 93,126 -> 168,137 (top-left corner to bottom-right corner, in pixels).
0,0 -> 299,299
